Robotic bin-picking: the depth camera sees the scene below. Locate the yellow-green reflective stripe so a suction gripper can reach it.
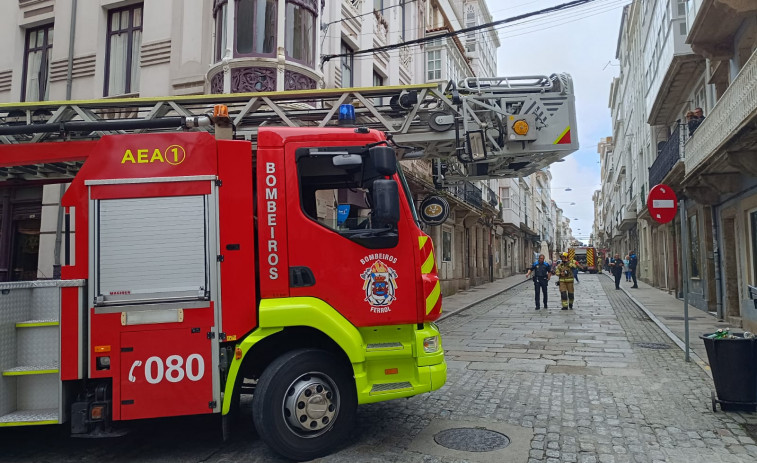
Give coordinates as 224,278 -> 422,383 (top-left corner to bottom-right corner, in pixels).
2,369 -> 58,376
16,321 -> 59,328
425,281 -> 441,314
418,235 -> 428,249
0,420 -> 58,427
421,251 -> 435,274
554,126 -> 570,144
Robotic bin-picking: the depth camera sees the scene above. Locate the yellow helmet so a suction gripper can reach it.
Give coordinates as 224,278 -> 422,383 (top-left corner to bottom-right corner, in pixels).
562,252 -> 568,257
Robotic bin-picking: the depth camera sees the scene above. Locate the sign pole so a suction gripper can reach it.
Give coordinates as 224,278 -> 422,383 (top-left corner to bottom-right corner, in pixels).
679,198 -> 690,362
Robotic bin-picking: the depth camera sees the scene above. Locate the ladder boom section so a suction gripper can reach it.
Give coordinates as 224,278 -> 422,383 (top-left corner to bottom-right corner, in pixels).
0,75 -> 578,180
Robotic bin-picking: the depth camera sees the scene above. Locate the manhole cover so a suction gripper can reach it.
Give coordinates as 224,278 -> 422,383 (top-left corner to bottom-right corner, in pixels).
635,342 -> 671,349
434,427 -> 510,452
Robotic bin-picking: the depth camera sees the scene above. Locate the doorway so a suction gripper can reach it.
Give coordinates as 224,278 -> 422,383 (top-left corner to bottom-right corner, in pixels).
722,217 -> 739,318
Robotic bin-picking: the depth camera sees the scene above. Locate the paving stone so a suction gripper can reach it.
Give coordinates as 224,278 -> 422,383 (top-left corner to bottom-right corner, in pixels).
546,365 -> 602,375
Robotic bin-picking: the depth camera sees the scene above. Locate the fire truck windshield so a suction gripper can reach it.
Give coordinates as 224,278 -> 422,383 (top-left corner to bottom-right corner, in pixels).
396,161 -> 419,225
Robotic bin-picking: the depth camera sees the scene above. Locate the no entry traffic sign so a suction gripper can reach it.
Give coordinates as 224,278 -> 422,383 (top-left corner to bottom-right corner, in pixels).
648,184 -> 678,224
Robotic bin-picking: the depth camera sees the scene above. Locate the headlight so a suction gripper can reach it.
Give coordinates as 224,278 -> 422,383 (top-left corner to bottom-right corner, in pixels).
423,336 -> 439,353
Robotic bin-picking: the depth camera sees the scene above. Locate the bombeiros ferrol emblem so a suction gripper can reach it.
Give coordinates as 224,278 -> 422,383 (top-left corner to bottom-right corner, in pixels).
360,258 -> 398,313
419,196 -> 450,226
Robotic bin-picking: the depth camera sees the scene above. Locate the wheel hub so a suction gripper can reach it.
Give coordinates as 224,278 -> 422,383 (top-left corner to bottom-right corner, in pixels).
283,374 -> 338,435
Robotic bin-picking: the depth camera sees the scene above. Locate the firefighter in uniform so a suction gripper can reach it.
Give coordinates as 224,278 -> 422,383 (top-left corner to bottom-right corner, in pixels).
554,252 -> 576,310
526,254 -> 551,310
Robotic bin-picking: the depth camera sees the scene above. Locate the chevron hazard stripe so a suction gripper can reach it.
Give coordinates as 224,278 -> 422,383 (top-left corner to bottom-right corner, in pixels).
419,236 -> 442,316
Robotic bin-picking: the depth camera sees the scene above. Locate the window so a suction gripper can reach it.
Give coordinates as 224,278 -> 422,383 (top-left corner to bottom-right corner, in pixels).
677,0 -> 686,17
214,0 -> 228,61
442,229 -> 452,262
341,41 -> 354,87
465,6 -> 476,52
237,0 -> 276,56
689,213 -> 700,278
105,4 -> 143,96
297,146 -> 399,249
501,187 -> 511,209
22,24 -> 53,102
373,71 -> 384,106
285,0 -> 315,65
427,50 -> 441,80
399,0 -> 407,40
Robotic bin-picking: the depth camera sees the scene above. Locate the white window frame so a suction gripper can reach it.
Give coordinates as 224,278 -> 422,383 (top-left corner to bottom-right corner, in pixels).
442,227 -> 453,262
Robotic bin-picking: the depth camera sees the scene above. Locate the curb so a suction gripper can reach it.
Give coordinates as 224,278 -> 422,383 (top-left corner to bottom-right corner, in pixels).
438,279 -> 529,321
602,273 -> 712,379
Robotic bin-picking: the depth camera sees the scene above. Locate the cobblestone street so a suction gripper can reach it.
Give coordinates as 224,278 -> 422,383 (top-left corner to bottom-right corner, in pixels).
2,274 -> 757,463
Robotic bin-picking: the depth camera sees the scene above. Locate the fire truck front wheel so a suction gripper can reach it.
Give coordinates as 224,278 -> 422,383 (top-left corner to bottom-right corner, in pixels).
252,348 -> 357,461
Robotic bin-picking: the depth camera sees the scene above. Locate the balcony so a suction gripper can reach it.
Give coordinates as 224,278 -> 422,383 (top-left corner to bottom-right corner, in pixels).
649,125 -> 685,188
645,14 -> 706,125
687,0 -> 757,60
685,48 -> 757,178
619,206 -> 637,232
484,185 -> 498,209
448,181 -> 482,210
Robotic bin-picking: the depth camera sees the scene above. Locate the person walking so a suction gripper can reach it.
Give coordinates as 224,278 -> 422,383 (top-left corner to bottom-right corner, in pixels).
554,252 -> 576,310
572,258 -> 580,284
624,254 -> 631,282
610,253 -> 624,290
629,251 -> 638,288
526,254 -> 552,310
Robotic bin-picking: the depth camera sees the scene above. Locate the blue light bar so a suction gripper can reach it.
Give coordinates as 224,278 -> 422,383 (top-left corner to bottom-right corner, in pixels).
338,104 -> 356,126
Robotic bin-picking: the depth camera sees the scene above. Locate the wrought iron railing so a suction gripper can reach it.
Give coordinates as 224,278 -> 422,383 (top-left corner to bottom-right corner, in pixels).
685,48 -> 757,174
448,181 -> 482,209
485,185 -> 498,208
649,125 -> 681,187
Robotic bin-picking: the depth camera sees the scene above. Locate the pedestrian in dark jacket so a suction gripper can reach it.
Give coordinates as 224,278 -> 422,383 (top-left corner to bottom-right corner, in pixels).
610,253 -> 624,290
629,251 -> 638,288
526,254 -> 551,310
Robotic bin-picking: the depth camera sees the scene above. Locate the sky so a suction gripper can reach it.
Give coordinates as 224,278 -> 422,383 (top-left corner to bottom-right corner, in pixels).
490,0 -> 626,243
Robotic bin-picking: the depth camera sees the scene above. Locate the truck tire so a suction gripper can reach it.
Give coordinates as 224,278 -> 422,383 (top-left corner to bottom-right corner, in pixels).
252,348 -> 356,461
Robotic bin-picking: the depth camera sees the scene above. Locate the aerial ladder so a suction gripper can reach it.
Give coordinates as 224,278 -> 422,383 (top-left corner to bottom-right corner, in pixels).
0,73 -> 578,182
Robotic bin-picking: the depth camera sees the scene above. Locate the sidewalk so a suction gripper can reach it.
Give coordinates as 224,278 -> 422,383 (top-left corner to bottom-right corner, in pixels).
438,273 -> 529,321
439,271 -> 732,378
602,271 -> 730,378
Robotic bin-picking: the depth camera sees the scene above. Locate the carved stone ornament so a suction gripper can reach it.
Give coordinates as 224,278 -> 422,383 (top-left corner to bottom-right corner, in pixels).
210,72 -> 224,94
231,67 -> 276,92
284,70 -> 316,91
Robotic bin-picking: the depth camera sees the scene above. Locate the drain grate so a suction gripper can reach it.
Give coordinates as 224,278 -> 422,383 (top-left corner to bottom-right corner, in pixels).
434,427 -> 510,452
635,342 -> 671,349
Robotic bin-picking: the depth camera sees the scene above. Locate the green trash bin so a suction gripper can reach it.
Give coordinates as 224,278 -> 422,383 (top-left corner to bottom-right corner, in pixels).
700,333 -> 757,412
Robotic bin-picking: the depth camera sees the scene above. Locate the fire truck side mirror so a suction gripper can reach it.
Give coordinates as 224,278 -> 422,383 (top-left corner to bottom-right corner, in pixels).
369,146 -> 396,176
372,179 -> 400,228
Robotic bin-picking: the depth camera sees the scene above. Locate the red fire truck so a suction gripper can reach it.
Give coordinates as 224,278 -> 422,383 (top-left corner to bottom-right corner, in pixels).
0,77 -> 577,460
0,109 -> 445,461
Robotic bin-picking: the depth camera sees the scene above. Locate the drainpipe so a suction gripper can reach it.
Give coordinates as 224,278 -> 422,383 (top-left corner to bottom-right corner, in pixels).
56,0 -> 77,278
711,206 -> 724,321
65,0 -> 77,99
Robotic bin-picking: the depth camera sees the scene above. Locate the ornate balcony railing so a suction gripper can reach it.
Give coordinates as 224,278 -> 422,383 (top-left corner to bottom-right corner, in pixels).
484,185 -> 498,208
449,181 -> 482,209
649,125 -> 681,187
685,48 -> 757,175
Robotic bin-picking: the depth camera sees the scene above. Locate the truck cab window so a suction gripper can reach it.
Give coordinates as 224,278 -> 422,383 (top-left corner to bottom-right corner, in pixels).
297,147 -> 399,249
